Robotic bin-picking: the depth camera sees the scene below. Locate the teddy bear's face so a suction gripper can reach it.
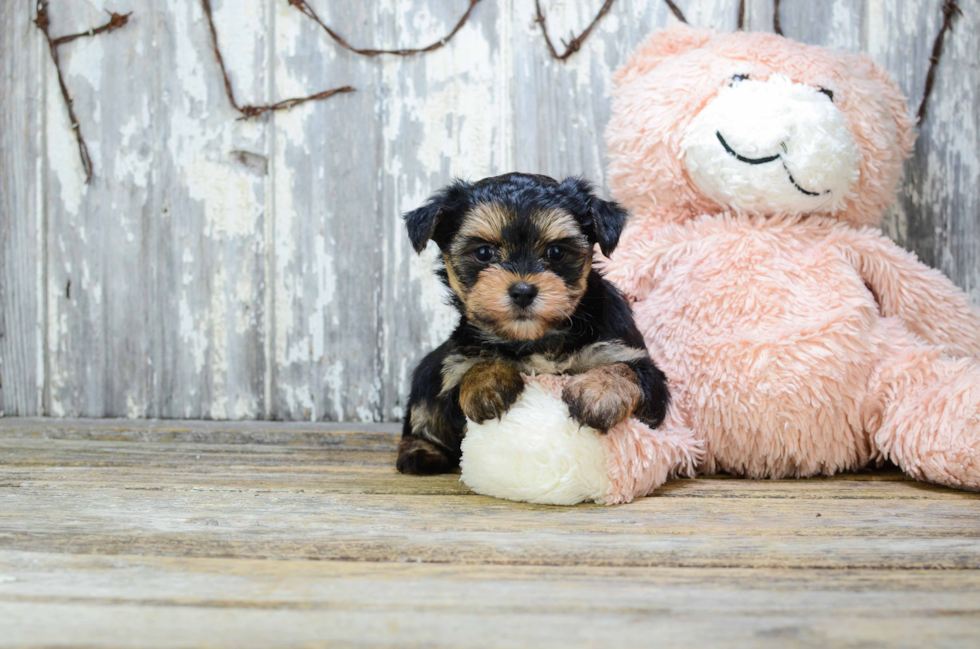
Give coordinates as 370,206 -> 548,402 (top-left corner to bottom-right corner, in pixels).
682,73 -> 859,216
606,28 -> 915,227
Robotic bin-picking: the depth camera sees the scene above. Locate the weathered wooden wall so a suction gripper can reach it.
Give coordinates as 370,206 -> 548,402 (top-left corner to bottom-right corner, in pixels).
1,0 -> 978,421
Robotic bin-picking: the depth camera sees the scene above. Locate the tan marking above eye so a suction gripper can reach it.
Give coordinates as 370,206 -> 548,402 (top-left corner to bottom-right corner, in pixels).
532,209 -> 587,249
456,203 -> 509,247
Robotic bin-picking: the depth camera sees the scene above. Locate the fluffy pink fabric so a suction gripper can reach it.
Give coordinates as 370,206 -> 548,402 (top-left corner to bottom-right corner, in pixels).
527,374 -> 703,504
600,27 -> 980,492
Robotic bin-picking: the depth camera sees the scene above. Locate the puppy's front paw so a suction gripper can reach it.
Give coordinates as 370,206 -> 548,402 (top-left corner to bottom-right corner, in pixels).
562,363 -> 642,433
397,438 -> 456,475
459,361 -> 524,423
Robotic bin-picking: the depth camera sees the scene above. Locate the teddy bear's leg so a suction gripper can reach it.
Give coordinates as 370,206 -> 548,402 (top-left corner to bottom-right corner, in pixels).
601,397 -> 703,504
864,320 -> 980,490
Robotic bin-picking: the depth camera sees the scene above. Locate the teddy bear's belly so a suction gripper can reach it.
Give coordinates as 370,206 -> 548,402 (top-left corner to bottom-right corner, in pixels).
635,237 -> 884,478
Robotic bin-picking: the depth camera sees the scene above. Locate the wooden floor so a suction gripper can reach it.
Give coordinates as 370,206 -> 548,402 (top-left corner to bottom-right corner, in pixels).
0,418 -> 978,648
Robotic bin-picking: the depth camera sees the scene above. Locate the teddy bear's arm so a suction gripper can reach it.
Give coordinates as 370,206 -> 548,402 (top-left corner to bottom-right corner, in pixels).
838,229 -> 980,359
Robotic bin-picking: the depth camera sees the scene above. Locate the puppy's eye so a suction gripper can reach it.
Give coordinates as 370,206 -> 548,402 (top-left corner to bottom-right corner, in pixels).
473,246 -> 496,263
732,74 -> 750,83
818,87 -> 835,102
546,245 -> 565,262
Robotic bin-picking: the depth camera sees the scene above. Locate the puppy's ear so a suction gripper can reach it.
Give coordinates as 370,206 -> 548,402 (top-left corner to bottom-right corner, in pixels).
558,177 -> 630,257
403,180 -> 469,253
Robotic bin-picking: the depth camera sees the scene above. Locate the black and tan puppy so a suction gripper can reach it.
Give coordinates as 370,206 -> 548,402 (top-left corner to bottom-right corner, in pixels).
398,173 -> 669,475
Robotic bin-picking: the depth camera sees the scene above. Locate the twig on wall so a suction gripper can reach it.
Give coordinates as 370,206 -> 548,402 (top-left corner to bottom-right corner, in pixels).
662,0 -> 688,24
288,0 -> 483,57
534,0 -> 617,61
737,0 -> 745,30
537,0 -> 686,61
34,1 -> 132,184
51,10 -> 130,46
201,0 -> 354,119
772,0 -> 782,35
918,0 -> 961,124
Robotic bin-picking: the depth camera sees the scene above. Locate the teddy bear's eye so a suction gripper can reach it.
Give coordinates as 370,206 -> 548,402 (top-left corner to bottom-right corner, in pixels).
818,87 -> 835,102
732,74 -> 750,83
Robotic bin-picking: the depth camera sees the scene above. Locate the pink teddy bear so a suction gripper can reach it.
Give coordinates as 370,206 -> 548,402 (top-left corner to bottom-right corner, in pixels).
600,25 -> 980,492
460,25 -> 980,506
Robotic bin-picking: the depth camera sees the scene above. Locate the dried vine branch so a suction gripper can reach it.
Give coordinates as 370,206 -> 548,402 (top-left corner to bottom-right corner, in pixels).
201,0 -> 354,119
737,0 -> 745,30
773,0 -> 783,35
918,0 -> 961,124
662,0 -> 688,24
535,0 -> 686,61
52,10 -> 131,46
534,0 -> 616,61
34,1 -> 132,184
288,0 -> 482,57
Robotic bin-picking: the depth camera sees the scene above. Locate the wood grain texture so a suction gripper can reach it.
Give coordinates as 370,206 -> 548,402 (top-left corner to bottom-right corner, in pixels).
1,418 -> 979,647
871,0 -> 980,303
1,554 -> 979,649
34,0 -> 273,419
2,418 -> 980,570
1,1 -> 979,419
0,0 -> 43,417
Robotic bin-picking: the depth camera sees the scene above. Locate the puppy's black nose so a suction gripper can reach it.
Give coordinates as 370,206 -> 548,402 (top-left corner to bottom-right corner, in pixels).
508,282 -> 538,309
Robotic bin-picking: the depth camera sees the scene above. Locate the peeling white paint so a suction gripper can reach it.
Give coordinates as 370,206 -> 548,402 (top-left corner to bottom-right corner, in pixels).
207,264 -> 229,419
116,99 -> 153,189
310,230 -> 337,363
63,29 -> 105,93
46,69 -> 86,216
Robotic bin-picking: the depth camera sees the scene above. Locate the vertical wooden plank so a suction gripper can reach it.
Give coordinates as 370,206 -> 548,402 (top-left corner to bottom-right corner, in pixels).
0,1 -> 43,416
681,0 -> 744,30
271,1 -> 385,420
870,0 -> 980,302
739,0 -> 774,32
153,0 -> 271,418
377,0 -> 509,421
42,0 -> 270,417
43,0 -> 140,416
272,0 -> 504,421
774,0 -> 864,50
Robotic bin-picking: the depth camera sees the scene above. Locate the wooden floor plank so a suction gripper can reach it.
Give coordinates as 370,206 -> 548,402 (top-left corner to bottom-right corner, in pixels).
1,418 -> 979,647
6,463 -> 961,499
1,552 -> 978,649
4,428 -> 973,501
2,486 -> 979,568
6,599 -> 977,649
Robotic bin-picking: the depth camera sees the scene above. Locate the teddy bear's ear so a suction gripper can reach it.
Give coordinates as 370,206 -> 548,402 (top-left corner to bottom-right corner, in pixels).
558,177 -> 630,258
403,179 -> 470,253
613,25 -> 715,86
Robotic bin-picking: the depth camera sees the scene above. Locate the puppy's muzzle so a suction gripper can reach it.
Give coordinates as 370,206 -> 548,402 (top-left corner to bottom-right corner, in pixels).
508,282 -> 539,310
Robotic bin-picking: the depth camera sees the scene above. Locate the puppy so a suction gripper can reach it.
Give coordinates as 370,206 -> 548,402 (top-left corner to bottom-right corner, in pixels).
398,173 -> 670,475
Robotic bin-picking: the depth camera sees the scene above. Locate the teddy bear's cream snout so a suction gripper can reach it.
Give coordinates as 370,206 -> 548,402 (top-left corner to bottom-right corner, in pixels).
681,73 -> 860,217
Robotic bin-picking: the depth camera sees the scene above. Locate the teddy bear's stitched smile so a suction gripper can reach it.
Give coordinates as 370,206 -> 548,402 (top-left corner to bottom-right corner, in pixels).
715,131 -> 830,197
